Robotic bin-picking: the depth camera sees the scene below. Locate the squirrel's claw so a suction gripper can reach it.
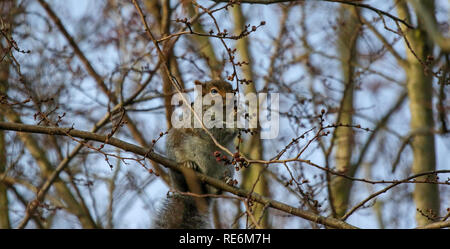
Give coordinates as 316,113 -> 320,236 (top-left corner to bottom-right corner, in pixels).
183,161 -> 199,171
224,176 -> 234,185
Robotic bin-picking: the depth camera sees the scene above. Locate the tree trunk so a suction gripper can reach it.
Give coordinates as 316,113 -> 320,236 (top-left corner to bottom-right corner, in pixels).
0,42 -> 11,229
397,1 -> 440,226
0,0 -> 16,229
232,5 -> 269,228
330,6 -> 360,218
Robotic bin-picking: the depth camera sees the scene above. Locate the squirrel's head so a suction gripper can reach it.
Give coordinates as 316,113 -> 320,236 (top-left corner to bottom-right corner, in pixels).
194,80 -> 237,131
195,80 -> 234,100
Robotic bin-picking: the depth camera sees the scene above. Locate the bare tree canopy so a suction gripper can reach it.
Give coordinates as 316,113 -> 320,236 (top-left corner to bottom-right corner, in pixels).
0,0 -> 449,229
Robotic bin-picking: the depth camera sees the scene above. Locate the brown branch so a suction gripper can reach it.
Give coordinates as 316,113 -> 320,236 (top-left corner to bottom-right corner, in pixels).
131,0 -> 236,158
0,108 -> 98,228
37,0 -> 112,100
408,0 -> 450,52
415,220 -> 450,229
15,105 -> 121,229
341,170 -> 450,221
358,15 -> 409,68
0,121 -> 358,229
211,0 -> 414,29
353,91 -> 407,172
37,0 -> 169,182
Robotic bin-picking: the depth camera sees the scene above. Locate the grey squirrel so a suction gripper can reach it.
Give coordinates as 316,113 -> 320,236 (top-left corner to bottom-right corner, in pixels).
154,80 -> 238,229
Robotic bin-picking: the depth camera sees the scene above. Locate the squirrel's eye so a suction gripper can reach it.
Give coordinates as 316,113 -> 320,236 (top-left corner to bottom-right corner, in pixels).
210,89 -> 218,95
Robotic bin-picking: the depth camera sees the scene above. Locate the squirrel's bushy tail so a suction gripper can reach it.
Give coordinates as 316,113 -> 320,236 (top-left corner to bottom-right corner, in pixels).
154,194 -> 210,229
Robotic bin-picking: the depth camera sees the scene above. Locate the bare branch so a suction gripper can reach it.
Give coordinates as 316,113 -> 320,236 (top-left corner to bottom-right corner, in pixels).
211,0 -> 415,29
0,121 -> 358,229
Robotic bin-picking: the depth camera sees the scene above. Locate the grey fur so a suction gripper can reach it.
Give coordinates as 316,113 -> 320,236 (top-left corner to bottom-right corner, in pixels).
154,80 -> 237,229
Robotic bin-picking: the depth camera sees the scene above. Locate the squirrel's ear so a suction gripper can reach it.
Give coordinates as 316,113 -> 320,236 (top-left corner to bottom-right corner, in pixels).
194,80 -> 202,85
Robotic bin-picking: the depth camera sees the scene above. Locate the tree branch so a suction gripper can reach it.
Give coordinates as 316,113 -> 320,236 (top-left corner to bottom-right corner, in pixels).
37,0 -> 169,182
0,121 -> 358,229
211,0 -> 414,29
416,220 -> 450,229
